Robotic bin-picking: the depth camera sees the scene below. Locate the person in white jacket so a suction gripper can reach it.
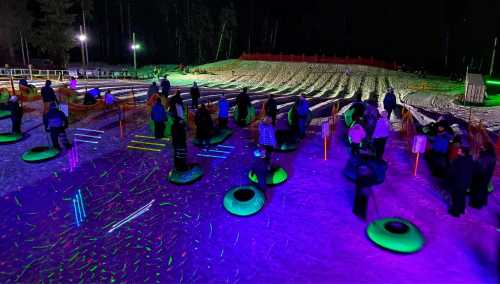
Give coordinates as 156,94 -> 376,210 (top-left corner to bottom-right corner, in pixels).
372,111 -> 391,159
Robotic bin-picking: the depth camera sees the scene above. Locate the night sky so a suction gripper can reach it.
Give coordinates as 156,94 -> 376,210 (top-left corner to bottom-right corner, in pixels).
29,0 -> 500,73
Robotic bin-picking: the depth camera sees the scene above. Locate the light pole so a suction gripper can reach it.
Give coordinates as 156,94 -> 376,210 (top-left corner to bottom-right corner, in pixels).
131,32 -> 141,77
78,25 -> 87,76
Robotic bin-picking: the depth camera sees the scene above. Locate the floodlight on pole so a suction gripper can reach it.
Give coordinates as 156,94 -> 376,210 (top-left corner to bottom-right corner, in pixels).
78,34 -> 87,42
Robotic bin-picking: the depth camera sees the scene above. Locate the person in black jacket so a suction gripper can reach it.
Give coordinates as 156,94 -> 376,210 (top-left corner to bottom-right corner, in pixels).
41,80 -> 58,113
169,89 -> 184,120
236,87 -> 250,126
160,77 -> 171,98
44,103 -> 71,150
171,117 -> 188,171
383,88 -> 397,120
7,96 -> 23,134
470,142 -> 496,208
83,91 -> 97,105
447,146 -> 474,217
265,94 -> 277,126
190,82 -> 200,109
195,104 -> 213,145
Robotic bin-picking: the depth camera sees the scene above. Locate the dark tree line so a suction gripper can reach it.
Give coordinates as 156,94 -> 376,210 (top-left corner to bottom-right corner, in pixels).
0,0 -> 238,68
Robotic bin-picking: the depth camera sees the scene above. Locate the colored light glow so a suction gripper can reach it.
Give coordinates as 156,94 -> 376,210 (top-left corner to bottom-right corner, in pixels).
78,34 -> 87,42
486,80 -> 500,86
131,44 -> 141,50
196,153 -> 227,159
108,199 -> 155,233
127,145 -> 162,152
76,128 -> 105,133
74,138 -> 99,144
216,145 -> 235,149
75,133 -> 102,139
130,140 -> 166,147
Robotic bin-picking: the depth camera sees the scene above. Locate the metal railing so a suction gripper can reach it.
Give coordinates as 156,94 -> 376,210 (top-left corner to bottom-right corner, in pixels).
0,68 -> 148,80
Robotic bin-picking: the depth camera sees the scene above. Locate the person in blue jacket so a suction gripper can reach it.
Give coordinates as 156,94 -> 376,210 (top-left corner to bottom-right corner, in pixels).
44,103 -> 71,150
218,94 -> 229,129
296,94 -> 309,138
151,98 -> 167,138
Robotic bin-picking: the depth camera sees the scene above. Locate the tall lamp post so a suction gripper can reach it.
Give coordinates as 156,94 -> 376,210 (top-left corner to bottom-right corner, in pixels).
131,32 -> 141,77
78,25 -> 87,77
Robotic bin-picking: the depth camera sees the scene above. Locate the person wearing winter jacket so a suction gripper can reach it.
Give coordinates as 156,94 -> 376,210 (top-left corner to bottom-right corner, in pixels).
169,89 -> 184,120
349,120 -> 366,156
258,116 -> 277,169
218,94 -> 229,129
383,88 -> 397,120
236,87 -> 250,126
265,94 -> 277,126
151,98 -> 167,138
372,111 -> 391,159
7,96 -> 23,134
171,117 -> 188,171
41,80 -> 58,113
147,82 -> 160,99
160,77 -> 171,98
44,103 -> 70,150
296,94 -> 309,138
470,142 -> 496,209
190,82 -> 201,110
447,146 -> 474,217
195,104 -> 214,145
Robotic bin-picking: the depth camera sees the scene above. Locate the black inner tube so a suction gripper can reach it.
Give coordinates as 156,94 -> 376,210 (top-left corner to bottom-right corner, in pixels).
31,146 -> 50,153
233,188 -> 255,202
384,221 -> 410,234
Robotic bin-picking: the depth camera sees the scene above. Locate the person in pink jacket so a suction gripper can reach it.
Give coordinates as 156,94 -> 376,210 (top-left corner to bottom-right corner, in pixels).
349,118 -> 366,156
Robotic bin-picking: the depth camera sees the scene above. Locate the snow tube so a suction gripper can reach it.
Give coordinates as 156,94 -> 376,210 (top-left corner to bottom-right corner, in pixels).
149,116 -> 174,138
248,167 -> 288,186
22,146 -> 60,163
277,141 -> 299,152
366,218 -> 424,253
0,133 -> 23,144
0,110 -> 11,119
168,164 -> 203,185
344,103 -> 365,128
193,129 -> 232,146
233,106 -> 256,126
223,185 -> 265,216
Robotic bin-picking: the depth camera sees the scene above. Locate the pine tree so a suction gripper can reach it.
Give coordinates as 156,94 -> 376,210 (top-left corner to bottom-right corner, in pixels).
0,0 -> 33,64
33,0 -> 76,67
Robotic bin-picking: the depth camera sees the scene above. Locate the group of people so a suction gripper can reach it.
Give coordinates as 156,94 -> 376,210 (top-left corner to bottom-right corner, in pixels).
348,102 -> 391,159
425,119 -> 496,217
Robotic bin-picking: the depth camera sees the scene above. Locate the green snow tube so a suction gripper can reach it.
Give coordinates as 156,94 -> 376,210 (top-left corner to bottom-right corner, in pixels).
233,106 -> 256,126
366,218 -> 424,254
0,110 -> 11,119
248,167 -> 288,186
193,129 -> 233,146
223,185 -> 266,216
149,115 -> 174,138
168,164 -> 203,185
22,146 -> 60,163
0,132 -> 23,144
276,141 -> 299,152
